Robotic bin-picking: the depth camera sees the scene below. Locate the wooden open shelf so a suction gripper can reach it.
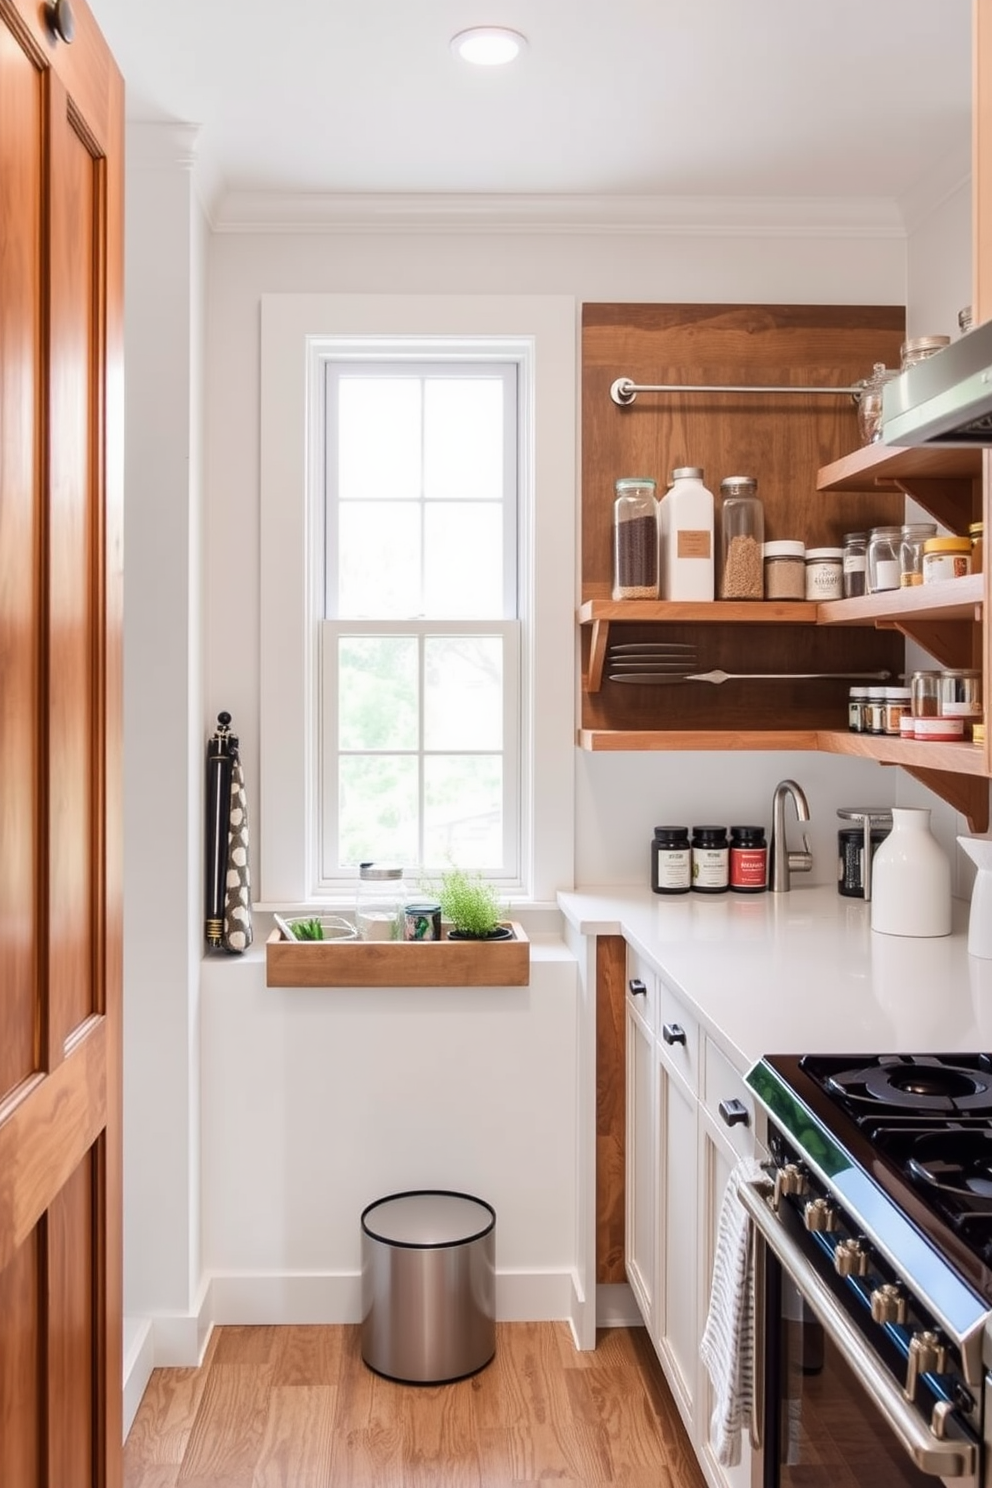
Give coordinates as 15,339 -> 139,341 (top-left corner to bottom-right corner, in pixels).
816,442 -> 981,535
265,923 -> 530,988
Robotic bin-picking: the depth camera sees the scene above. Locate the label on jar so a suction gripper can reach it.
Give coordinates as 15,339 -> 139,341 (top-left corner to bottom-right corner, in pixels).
730,847 -> 767,889
677,529 -> 712,559
872,558 -> 901,591
843,554 -> 866,575
923,553 -> 971,582
942,699 -> 983,717
805,562 -> 843,600
655,847 -> 691,891
692,847 -> 728,890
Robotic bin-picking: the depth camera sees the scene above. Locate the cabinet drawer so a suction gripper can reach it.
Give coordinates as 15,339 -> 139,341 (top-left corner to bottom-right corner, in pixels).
625,946 -> 658,1035
657,979 -> 699,1094
702,1039 -> 756,1161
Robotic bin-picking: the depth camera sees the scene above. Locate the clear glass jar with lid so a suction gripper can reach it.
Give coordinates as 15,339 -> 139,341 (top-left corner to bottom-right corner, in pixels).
842,531 -> 867,598
899,522 -> 937,587
718,476 -> 764,599
900,335 -> 951,371
867,526 -> 902,593
857,363 -> 899,445
612,478 -> 659,600
356,862 -> 409,941
763,540 -> 805,600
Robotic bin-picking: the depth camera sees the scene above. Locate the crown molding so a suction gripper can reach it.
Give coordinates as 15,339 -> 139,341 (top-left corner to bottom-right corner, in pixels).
209,190 -> 907,238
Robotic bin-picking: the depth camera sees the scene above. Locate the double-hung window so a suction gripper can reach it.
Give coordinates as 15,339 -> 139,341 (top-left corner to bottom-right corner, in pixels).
258,294 -> 575,909
321,357 -> 520,879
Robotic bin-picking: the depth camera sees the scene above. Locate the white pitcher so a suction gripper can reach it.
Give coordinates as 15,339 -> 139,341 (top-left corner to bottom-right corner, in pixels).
870,807 -> 952,938
958,836 -> 992,959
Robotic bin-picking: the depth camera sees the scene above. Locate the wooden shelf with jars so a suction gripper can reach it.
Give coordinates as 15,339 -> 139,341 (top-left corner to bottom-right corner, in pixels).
578,304 -> 990,831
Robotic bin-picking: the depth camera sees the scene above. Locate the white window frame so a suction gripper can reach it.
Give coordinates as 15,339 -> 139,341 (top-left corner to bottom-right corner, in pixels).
259,294 -> 576,909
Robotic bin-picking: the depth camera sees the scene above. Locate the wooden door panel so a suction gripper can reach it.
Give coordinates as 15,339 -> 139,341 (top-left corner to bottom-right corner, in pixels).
49,77 -> 100,1052
0,1226 -> 42,1486
48,1151 -> 97,1488
0,9 -> 42,1108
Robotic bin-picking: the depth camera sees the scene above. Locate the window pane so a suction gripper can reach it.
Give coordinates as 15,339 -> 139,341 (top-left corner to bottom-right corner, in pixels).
338,503 -> 422,617
339,754 -> 419,868
424,503 -> 504,618
339,378 -> 421,500
424,756 -> 503,868
424,379 -> 503,501
338,636 -> 418,750
424,636 -> 502,750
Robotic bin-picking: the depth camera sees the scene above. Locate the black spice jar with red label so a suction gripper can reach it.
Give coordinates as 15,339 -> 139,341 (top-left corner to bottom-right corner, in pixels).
729,825 -> 767,893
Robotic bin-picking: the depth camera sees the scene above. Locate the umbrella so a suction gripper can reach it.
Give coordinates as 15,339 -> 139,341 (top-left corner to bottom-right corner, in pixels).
205,711 -> 253,952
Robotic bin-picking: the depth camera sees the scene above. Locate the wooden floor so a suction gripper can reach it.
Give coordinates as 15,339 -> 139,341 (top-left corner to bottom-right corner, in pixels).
123,1321 -> 707,1487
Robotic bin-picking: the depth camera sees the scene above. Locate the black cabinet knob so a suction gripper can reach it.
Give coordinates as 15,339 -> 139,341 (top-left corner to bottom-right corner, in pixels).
46,0 -> 75,43
628,978 -> 646,996
662,1023 -> 686,1046
719,1098 -> 749,1128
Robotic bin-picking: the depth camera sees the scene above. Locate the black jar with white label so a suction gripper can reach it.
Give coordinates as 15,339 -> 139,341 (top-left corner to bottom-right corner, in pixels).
691,825 -> 729,893
651,826 -> 691,894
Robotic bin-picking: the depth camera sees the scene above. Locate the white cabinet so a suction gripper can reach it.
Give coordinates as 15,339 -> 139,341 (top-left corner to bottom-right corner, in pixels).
656,1038 -> 698,1427
624,948 -> 657,1329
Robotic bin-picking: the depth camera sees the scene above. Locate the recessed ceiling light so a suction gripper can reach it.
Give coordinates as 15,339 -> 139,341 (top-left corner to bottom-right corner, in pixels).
451,26 -> 527,65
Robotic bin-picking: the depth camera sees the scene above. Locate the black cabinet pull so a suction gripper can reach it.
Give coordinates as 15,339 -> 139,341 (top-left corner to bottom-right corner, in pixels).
628,978 -> 647,997
662,1023 -> 686,1046
719,1098 -> 749,1128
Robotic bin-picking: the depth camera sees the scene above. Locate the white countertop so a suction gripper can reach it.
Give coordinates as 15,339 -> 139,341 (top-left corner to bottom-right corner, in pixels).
557,883 -> 992,1073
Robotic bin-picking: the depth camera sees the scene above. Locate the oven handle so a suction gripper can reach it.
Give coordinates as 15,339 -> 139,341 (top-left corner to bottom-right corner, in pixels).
739,1178 -> 978,1479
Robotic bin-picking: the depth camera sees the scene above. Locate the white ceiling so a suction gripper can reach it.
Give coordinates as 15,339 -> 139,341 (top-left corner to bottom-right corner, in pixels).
87,0 -> 973,225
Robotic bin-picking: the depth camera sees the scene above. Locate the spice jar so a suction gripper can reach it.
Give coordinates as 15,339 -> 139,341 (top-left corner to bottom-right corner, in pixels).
356,862 -> 409,941
763,540 -> 805,600
867,526 -> 902,593
864,685 -> 887,736
651,825 -> 691,895
857,363 -> 899,445
969,521 -> 984,574
899,522 -> 937,586
848,685 -> 870,733
883,686 -> 912,735
804,547 -> 843,601
729,825 -> 767,893
612,478 -> 659,599
910,670 -> 940,721
690,825 -> 729,893
900,335 -> 951,370
922,536 -> 972,583
659,467 -> 714,601
939,669 -> 982,720
718,477 -> 764,599
842,531 -> 867,598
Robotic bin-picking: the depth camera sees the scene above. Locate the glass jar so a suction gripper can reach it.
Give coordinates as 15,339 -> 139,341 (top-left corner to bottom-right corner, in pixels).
939,669 -> 982,719
356,862 -> 409,941
921,536 -> 972,583
910,670 -> 941,720
690,825 -> 729,893
804,547 -> 843,601
899,335 -> 951,370
842,531 -> 867,598
970,521 -> 984,574
848,685 -> 870,733
651,825 -> 691,894
718,477 -> 764,599
857,362 -> 899,445
867,525 -> 902,593
883,686 -> 912,736
612,478 -> 659,599
899,522 -> 937,587
864,685 -> 888,736
762,540 -> 805,600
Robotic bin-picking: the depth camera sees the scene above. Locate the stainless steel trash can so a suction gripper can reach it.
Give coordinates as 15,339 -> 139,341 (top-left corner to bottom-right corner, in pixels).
360,1189 -> 496,1383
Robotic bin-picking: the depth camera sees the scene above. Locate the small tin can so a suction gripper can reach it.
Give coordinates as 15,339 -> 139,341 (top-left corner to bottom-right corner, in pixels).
922,536 -> 972,583
403,901 -> 442,941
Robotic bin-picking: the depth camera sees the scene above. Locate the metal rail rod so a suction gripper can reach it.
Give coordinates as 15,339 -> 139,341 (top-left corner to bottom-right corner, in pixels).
610,376 -> 864,406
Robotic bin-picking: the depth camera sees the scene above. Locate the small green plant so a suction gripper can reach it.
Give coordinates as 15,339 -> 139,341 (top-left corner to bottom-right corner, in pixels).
291,916 -> 325,941
429,866 -> 506,939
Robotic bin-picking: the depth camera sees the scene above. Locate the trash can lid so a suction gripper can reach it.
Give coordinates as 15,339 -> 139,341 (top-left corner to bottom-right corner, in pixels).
361,1190 -> 495,1248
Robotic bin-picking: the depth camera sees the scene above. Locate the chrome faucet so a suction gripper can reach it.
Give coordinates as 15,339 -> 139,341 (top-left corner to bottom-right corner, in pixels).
769,779 -> 813,892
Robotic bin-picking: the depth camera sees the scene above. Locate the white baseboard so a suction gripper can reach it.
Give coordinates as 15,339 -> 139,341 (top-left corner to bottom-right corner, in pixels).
122,1317 -> 155,1441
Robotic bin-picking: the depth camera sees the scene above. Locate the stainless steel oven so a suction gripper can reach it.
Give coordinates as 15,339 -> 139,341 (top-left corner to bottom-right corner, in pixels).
742,1055 -> 992,1488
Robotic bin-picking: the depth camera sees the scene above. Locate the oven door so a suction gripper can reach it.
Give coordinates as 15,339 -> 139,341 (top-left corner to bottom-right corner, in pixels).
739,1180 -> 981,1488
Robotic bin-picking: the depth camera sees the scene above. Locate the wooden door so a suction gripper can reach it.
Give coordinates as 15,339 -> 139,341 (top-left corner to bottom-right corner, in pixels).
0,0 -> 124,1483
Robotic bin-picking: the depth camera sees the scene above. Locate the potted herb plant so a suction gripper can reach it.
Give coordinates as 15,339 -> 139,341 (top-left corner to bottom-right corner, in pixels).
431,866 -> 513,941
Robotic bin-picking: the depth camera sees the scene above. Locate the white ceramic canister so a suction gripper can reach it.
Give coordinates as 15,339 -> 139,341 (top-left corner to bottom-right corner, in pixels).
658,466 -> 715,601
958,836 -> 992,959
870,807 -> 952,938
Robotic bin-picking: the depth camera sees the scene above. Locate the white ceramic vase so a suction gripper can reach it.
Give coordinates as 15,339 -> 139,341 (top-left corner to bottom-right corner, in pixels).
870,807 -> 951,938
958,836 -> 992,958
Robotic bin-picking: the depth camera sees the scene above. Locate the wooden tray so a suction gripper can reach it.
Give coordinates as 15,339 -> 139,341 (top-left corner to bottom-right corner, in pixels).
265,923 -> 530,987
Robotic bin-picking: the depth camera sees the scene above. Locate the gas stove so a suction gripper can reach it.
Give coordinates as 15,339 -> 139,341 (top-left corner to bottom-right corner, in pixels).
744,1053 -> 992,1482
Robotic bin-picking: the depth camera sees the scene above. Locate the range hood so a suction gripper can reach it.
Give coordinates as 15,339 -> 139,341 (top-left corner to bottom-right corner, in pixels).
882,318 -> 992,447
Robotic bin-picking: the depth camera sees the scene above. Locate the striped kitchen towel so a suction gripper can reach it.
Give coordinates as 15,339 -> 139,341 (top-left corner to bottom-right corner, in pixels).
700,1156 -> 765,1467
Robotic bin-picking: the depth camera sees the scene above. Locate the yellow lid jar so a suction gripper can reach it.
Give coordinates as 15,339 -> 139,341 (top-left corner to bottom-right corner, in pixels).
921,536 -> 972,584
